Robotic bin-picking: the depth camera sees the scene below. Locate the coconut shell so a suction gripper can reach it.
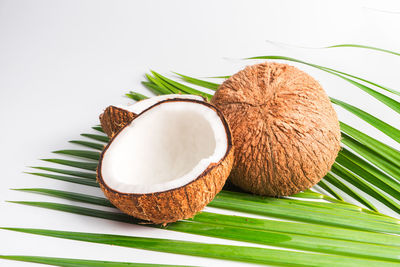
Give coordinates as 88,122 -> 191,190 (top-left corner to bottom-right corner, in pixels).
99,106 -> 136,138
97,99 -> 234,224
212,62 -> 341,196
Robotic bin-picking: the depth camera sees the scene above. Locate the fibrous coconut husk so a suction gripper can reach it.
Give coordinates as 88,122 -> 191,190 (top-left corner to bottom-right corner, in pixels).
99,106 -> 136,138
212,62 -> 341,196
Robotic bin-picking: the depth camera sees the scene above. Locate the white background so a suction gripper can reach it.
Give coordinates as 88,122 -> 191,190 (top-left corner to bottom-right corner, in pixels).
1,0 -> 400,266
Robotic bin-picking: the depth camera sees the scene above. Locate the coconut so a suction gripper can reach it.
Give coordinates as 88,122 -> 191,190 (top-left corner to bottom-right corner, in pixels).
100,94 -> 205,138
97,98 -> 234,224
212,62 -> 341,196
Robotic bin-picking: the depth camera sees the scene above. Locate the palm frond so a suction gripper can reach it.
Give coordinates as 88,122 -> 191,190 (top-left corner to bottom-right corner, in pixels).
126,91 -> 149,101
336,148 -> 400,202
29,166 -> 97,179
248,55 -> 400,97
92,126 -> 105,133
173,72 -> 219,90
331,164 -> 400,213
12,188 -> 400,247
331,97 -> 400,144
53,150 -> 100,161
80,133 -> 109,143
340,122 -> 400,167
25,172 -> 98,187
4,45 -> 400,266
142,80 -> 169,95
326,44 -> 400,56
145,73 -> 176,94
146,72 -> 213,100
0,255 -> 190,267
316,179 -> 344,201
323,173 -> 376,210
69,140 -> 105,151
7,200 -> 400,262
41,159 -> 98,171
3,227 -> 399,266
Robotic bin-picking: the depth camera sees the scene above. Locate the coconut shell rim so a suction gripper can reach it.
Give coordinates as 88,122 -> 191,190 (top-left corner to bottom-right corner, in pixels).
97,98 -> 233,197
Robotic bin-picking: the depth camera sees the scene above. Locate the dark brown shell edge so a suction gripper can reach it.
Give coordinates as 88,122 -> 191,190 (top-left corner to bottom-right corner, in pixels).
212,61 -> 341,197
97,98 -> 234,224
99,106 -> 136,138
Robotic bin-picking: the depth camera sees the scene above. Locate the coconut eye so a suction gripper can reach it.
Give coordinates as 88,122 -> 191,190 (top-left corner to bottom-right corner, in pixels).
97,98 -> 233,224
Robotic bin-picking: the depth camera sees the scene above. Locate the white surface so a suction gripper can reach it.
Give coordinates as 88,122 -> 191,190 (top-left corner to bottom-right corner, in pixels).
102,100 -> 227,194
1,0 -> 400,266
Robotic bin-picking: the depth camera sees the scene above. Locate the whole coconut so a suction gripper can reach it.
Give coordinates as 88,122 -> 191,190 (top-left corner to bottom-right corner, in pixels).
212,62 -> 341,196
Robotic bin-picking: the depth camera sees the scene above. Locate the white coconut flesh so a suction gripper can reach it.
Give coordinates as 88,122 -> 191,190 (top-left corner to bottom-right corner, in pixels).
116,94 -> 204,115
101,100 -> 228,194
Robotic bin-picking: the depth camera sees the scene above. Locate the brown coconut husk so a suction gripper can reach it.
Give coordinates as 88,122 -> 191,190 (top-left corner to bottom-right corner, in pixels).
99,106 -> 136,138
212,62 -> 341,196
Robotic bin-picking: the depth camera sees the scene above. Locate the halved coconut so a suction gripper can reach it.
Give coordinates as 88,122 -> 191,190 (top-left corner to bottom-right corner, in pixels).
100,94 -> 205,138
97,98 -> 234,224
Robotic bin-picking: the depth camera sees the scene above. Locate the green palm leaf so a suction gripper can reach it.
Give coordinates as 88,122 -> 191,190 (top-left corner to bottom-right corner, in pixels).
11,188 -> 400,247
248,55 -> 400,97
141,80 -> 169,95
316,179 -> 344,201
173,72 -> 220,90
336,148 -> 400,202
8,200 -> 400,262
330,164 -> 400,213
126,91 -> 149,101
80,133 -> 109,143
331,97 -> 400,144
69,140 -> 105,151
0,255 -> 191,267
340,122 -> 400,168
30,166 -> 97,179
53,150 -> 100,161
25,172 -> 98,187
326,44 -> 400,56
3,227 -> 399,267
323,173 -> 376,211
41,159 -> 98,171
146,71 -> 212,100
92,126 -> 105,133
